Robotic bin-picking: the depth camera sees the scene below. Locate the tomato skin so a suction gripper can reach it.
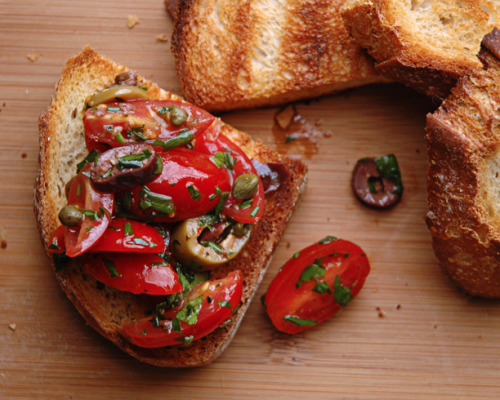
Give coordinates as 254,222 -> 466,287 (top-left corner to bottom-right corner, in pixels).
89,218 -> 166,254
47,226 -> 66,254
122,147 -> 231,222
83,100 -> 215,151
83,252 -> 182,295
123,270 -> 243,348
64,166 -> 115,258
194,127 -> 265,224
264,237 -> 370,334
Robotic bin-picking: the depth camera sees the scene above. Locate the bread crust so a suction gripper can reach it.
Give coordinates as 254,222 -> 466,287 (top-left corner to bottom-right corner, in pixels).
425,29 -> 500,297
35,46 -> 308,366
171,0 -> 386,112
341,0 -> 500,98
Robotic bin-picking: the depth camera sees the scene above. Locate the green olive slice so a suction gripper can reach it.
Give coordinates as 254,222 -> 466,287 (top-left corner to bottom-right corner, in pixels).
85,85 -> 149,107
172,217 -> 251,270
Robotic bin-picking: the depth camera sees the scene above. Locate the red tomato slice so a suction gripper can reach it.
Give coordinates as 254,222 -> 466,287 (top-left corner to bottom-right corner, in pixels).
83,100 -> 215,151
264,236 -> 370,334
46,225 -> 66,254
89,218 -> 166,253
64,165 -> 115,258
194,127 -> 265,224
83,252 -> 182,295
120,147 -> 231,222
123,269 -> 243,348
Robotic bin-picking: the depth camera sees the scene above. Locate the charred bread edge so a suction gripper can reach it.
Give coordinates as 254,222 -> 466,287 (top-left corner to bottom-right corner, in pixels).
34,46 -> 308,366
425,28 -> 500,298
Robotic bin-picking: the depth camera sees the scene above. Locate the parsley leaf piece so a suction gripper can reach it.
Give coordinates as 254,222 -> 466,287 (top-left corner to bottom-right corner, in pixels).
103,258 -> 120,278
333,275 -> 352,307
176,295 -> 204,326
284,315 -> 317,327
296,262 -> 325,288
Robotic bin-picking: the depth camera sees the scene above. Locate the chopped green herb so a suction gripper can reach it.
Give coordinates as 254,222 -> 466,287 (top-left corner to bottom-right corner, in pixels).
218,300 -> 231,308
176,295 -> 203,326
285,135 -> 296,144
175,335 -> 194,345
76,149 -> 100,173
212,191 -> 229,215
116,149 -> 152,170
200,241 -> 223,254
86,227 -> 93,233
318,236 -> 338,244
296,262 -> 325,288
48,243 -> 60,250
313,281 -> 331,294
374,154 -> 404,195
130,126 -> 146,141
116,132 -> 126,143
103,259 -> 120,278
187,184 -> 202,201
219,319 -> 232,328
76,184 -> 82,197
284,315 -> 317,327
123,222 -> 133,236
212,149 -> 237,170
152,302 -> 168,328
250,206 -> 260,218
292,252 -> 300,259
153,157 -> 163,175
140,329 -> 147,336
107,106 -> 121,113
133,237 -> 150,247
238,199 -> 252,209
152,129 -> 194,151
139,186 -> 175,215
333,275 -> 352,307
171,318 -> 182,333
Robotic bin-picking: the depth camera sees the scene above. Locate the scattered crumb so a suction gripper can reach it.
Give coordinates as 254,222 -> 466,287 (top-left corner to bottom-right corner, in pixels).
275,105 -> 295,130
127,14 -> 140,29
8,323 -> 16,331
27,54 -> 39,62
155,33 -> 168,42
2,103 -> 6,107
376,307 -> 385,318
21,153 -> 27,159
315,119 -> 324,126
433,323 -> 439,329
0,227 -> 6,249
286,241 -> 291,248
396,304 -> 401,310
478,334 -> 482,339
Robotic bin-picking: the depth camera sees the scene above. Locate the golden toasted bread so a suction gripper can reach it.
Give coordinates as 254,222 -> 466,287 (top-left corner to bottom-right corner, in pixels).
426,28 -> 500,297
170,0 -> 385,112
341,0 -> 499,99
35,46 -> 308,366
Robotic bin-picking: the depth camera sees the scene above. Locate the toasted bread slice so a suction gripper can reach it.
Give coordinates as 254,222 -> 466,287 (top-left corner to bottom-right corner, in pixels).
425,28 -> 500,297
35,46 -> 308,366
170,0 -> 386,112
341,0 -> 500,99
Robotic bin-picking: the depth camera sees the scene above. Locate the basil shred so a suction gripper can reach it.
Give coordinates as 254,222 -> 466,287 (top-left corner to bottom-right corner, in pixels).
374,154 -> 404,195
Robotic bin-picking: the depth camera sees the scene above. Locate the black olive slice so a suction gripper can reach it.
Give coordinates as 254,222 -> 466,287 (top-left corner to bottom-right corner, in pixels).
352,155 -> 403,209
90,144 -> 159,192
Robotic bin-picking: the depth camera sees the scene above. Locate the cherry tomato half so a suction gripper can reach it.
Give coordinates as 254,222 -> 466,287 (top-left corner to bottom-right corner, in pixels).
83,100 -> 215,151
120,147 -> 231,222
83,252 -> 182,295
194,127 -> 265,224
123,269 -> 243,348
264,236 -> 370,334
89,218 -> 166,253
64,165 -> 115,258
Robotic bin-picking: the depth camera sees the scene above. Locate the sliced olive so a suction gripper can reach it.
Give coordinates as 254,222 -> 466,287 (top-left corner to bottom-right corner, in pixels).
90,144 -> 158,192
352,155 -> 403,209
58,205 -> 83,227
232,174 -> 259,200
172,217 -> 251,270
85,85 -> 149,107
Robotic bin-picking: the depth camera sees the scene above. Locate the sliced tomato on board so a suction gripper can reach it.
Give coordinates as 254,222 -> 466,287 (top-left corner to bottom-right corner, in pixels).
120,147 -> 231,222
89,218 -> 165,253
63,165 -> 115,258
123,269 -> 243,348
264,236 -> 370,334
83,252 -> 182,295
194,127 -> 265,224
83,99 -> 215,151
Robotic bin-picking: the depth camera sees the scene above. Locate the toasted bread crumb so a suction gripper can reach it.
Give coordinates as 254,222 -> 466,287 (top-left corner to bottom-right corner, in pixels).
27,54 -> 39,62
0,227 -> 6,249
21,153 -> 27,159
155,34 -> 168,43
127,15 -> 140,29
8,323 -> 16,331
376,306 -> 385,318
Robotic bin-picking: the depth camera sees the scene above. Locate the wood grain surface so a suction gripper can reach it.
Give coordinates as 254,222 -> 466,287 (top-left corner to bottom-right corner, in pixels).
1,1 -> 500,399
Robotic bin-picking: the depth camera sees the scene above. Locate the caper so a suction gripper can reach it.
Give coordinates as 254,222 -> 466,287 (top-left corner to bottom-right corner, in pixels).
232,223 -> 251,238
85,85 -> 149,107
232,174 -> 259,200
169,105 -> 188,126
58,205 -> 83,227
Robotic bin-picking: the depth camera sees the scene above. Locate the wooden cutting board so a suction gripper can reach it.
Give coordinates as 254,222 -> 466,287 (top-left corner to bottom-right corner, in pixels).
1,1 -> 500,398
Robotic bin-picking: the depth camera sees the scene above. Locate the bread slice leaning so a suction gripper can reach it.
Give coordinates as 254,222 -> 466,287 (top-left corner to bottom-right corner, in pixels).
425,28 -> 500,298
341,0 -> 500,99
171,0 -> 386,112
34,46 -> 308,366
